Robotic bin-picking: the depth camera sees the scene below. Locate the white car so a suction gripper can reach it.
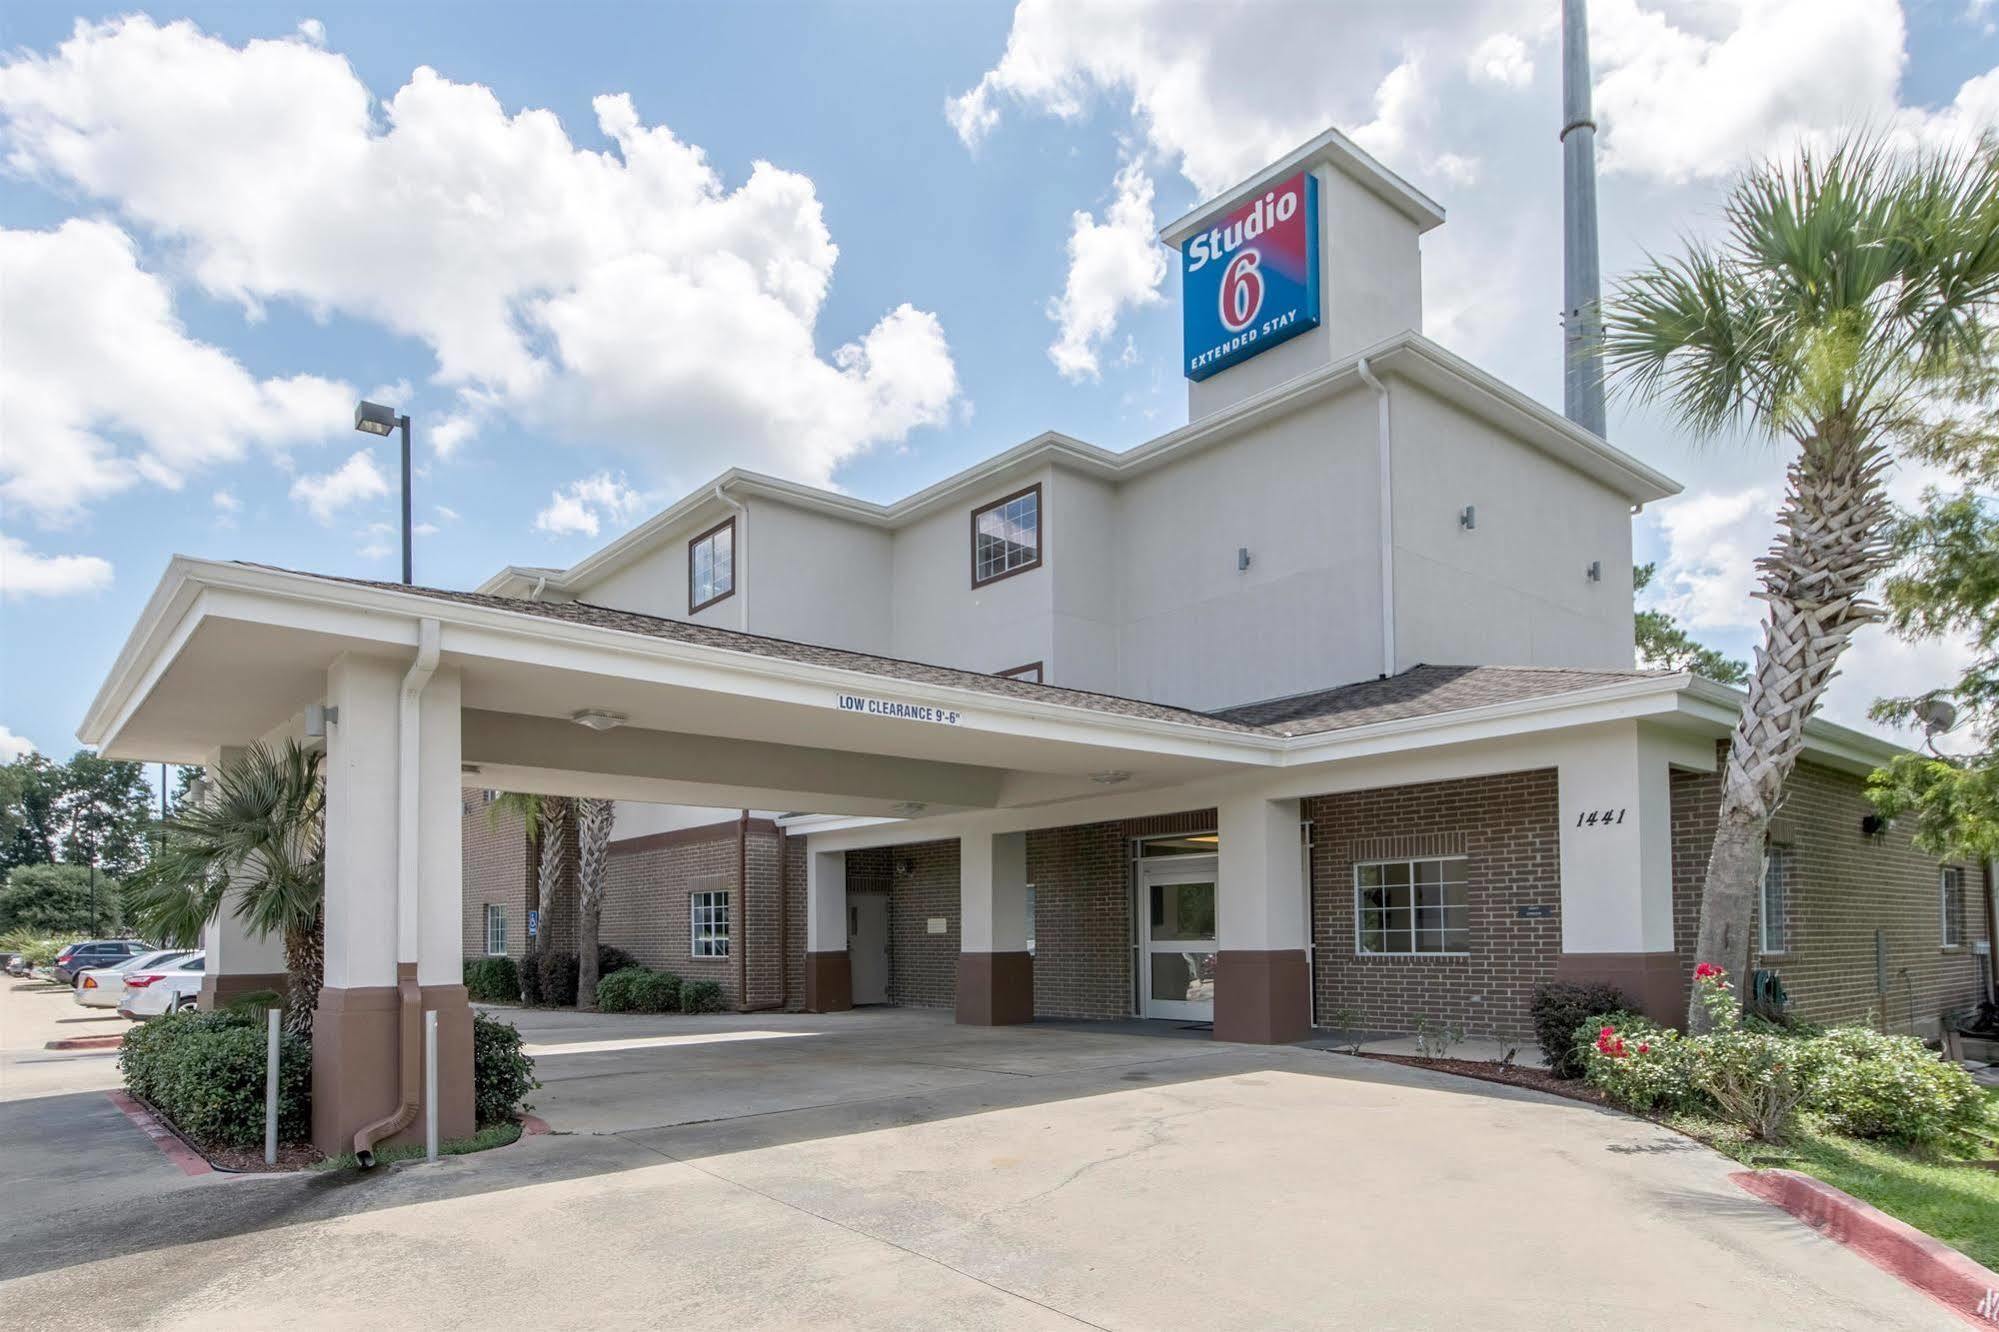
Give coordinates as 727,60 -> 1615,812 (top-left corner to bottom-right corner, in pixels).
117,952 -> 207,1018
72,949 -> 193,1010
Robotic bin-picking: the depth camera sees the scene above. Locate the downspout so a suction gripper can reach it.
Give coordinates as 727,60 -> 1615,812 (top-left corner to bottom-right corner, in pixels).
736,809 -> 749,1012
714,483 -> 746,626
776,827 -> 790,1010
1356,356 -> 1396,679
355,617 -> 441,1167
1985,860 -> 1999,1006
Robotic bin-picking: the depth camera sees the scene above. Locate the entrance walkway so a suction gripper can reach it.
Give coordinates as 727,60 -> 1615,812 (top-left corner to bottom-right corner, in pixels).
0,1001 -> 1959,1328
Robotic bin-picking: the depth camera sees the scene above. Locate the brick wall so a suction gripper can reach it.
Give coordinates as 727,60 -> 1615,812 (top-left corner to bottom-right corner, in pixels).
1671,746 -> 1989,1036
600,825 -> 740,1001
1306,770 -> 1561,1040
1027,822 -> 1132,1019
461,790 -> 533,962
843,840 -> 961,1008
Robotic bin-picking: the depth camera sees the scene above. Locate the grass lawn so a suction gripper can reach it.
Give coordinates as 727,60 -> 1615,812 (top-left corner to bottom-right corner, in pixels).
314,1119 -> 523,1172
1672,1091 -> 1999,1270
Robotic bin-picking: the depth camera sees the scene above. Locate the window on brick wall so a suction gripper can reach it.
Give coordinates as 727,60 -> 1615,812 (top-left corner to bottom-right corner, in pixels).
1760,847 -> 1791,955
484,904 -> 508,956
1941,867 -> 1966,948
692,890 -> 730,957
1355,857 -> 1468,955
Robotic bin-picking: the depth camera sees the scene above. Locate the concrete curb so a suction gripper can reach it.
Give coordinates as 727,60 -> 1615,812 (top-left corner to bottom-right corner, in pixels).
46,1033 -> 124,1050
1732,1169 -> 1999,1327
107,1090 -> 213,1177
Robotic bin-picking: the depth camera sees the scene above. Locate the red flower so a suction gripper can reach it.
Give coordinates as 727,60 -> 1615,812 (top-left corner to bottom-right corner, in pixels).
1637,1042 -> 1651,1054
1694,962 -> 1724,981
1601,1025 -> 1616,1037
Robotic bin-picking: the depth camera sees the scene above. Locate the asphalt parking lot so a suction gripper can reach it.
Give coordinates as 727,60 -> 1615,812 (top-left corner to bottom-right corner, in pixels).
0,988 -> 1959,1330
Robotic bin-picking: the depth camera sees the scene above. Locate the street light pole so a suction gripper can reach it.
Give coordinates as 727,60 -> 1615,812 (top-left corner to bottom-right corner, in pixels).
354,400 -> 414,585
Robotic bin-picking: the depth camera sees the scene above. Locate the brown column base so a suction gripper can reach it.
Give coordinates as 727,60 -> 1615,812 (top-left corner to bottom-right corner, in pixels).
1555,952 -> 1684,1027
955,951 -> 1033,1025
311,980 -> 476,1157
803,950 -> 852,1013
1213,949 -> 1311,1044
197,971 -> 290,1011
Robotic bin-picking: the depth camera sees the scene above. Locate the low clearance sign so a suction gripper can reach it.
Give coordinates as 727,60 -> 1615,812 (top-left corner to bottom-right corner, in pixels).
1181,169 -> 1321,381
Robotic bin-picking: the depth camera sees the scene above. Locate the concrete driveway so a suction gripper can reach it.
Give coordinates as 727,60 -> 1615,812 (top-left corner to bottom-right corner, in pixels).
0,996 -> 1959,1330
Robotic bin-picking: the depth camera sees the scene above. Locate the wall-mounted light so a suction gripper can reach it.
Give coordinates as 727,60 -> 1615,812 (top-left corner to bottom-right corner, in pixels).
891,800 -> 928,818
1090,770 -> 1133,785
1585,560 -> 1602,583
1459,505 -> 1476,531
1237,546 -> 1252,572
1860,813 -> 1888,840
304,702 -> 339,736
570,708 -> 628,731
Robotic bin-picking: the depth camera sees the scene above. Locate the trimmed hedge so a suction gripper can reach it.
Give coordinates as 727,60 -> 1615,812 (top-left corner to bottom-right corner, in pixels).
464,956 -> 521,1003
1531,981 -> 1633,1079
597,967 -> 682,1013
681,979 -> 725,1014
521,945 -> 643,1007
119,1008 -> 310,1148
472,1011 -> 538,1125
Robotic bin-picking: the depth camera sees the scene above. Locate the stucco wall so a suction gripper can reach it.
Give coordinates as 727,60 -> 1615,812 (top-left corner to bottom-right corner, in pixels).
889,469 -> 1055,676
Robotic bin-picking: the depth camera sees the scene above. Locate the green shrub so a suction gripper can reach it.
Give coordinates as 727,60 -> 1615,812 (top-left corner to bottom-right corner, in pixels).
471,1011 -> 538,1126
597,944 -> 640,976
119,1008 -> 310,1147
1532,981 -> 1632,1078
519,950 -> 546,1004
681,979 -> 725,1013
1579,1011 -> 1695,1112
597,967 -> 682,1013
535,951 -> 580,1007
0,930 -> 82,968
464,956 -> 521,1003
1803,1027 -> 1984,1145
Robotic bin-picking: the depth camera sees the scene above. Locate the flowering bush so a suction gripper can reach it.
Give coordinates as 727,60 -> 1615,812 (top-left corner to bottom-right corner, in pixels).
1802,1026 -> 1984,1146
1580,1011 -> 1692,1111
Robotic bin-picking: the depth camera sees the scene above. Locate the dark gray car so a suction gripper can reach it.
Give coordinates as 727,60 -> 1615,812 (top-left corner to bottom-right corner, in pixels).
51,939 -> 152,985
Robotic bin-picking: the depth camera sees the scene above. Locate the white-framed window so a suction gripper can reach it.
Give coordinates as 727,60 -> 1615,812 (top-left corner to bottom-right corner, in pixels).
1759,847 -> 1791,955
692,890 -> 730,958
1355,857 -> 1469,955
689,517 -> 736,613
484,904 -> 508,956
972,484 -> 1042,586
1941,866 -> 1966,948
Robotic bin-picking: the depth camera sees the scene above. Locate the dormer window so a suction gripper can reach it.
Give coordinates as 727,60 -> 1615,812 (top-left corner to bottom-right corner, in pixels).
689,516 -> 735,613
972,484 -> 1042,587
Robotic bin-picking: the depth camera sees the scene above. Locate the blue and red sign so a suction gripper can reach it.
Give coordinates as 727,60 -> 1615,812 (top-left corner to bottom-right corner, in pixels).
1180,170 -> 1321,381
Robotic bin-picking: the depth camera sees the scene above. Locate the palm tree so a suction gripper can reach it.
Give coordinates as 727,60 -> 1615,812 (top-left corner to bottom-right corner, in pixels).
1602,136 -> 1999,1029
125,742 -> 325,1035
488,791 -> 573,961
574,797 -> 615,1008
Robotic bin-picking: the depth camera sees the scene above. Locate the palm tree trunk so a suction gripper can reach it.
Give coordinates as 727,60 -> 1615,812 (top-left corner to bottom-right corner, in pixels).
283,911 -> 323,1039
533,798 -> 572,959
574,798 -> 614,1008
1688,425 -> 1893,1030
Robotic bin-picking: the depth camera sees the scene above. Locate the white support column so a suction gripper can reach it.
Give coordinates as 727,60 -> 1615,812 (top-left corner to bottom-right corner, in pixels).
957,832 -> 1031,1025
322,654 -> 402,994
804,847 -> 850,1011
195,744 -> 289,1010
415,668 -> 463,989
1214,795 -> 1311,1043
1553,720 -> 1696,1023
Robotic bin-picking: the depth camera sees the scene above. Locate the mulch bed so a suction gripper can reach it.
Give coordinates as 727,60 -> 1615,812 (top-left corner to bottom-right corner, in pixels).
202,1142 -> 326,1172
1355,1052 -> 1612,1106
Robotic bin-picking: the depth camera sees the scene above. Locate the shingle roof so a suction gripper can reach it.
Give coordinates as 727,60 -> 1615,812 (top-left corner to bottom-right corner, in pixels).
1210,664 -> 1661,736
248,566 -> 1666,740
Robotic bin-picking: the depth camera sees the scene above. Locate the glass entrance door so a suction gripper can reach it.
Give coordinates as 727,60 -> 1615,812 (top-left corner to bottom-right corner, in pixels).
1140,857 -> 1217,1021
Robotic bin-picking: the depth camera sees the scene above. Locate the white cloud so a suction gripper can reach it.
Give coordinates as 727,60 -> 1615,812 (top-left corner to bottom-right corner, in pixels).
290,449 -> 389,523
1047,161 -> 1167,381
0,220 -> 350,524
296,19 -> 326,48
212,489 -> 241,514
0,724 -> 35,762
1646,487 -> 1776,633
0,531 -> 113,598
0,17 -> 958,494
534,472 -> 644,538
435,504 -> 461,522
1467,33 -> 1533,89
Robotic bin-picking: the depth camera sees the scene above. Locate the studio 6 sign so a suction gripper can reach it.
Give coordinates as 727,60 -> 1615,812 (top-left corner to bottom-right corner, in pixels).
1181,170 -> 1321,381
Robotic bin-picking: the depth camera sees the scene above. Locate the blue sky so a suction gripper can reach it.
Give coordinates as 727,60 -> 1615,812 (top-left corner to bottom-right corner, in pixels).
4,0 -> 1999,766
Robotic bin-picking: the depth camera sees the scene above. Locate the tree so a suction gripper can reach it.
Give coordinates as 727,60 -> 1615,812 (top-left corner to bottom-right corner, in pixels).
0,864 -> 122,935
573,797 -> 614,1009
1602,136 -> 1999,1029
125,742 -> 326,1036
0,753 -> 62,871
0,750 -> 154,878
489,791 -> 572,959
1634,564 -> 1750,683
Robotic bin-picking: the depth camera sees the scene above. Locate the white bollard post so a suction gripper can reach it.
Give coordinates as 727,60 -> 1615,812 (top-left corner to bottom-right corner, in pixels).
424,1009 -> 439,1163
264,1007 -> 279,1166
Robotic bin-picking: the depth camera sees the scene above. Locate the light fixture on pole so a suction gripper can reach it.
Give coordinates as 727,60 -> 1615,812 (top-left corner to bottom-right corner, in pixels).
354,400 -> 413,586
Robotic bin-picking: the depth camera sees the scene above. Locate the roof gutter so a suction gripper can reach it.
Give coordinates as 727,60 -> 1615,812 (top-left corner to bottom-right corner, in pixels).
354,616 -> 440,1168
1356,356 -> 1395,680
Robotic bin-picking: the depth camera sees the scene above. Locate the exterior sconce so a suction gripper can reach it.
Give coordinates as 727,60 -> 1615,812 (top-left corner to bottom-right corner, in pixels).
304,702 -> 339,736
1237,547 -> 1252,572
570,709 -> 628,731
1459,505 -> 1476,531
1860,813 -> 1888,840
1585,561 -> 1602,583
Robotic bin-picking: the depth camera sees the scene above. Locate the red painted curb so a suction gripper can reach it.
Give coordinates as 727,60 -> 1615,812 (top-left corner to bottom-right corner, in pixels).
107,1090 -> 213,1177
521,1113 -> 552,1136
46,1034 -> 124,1050
1733,1169 -> 1999,1327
